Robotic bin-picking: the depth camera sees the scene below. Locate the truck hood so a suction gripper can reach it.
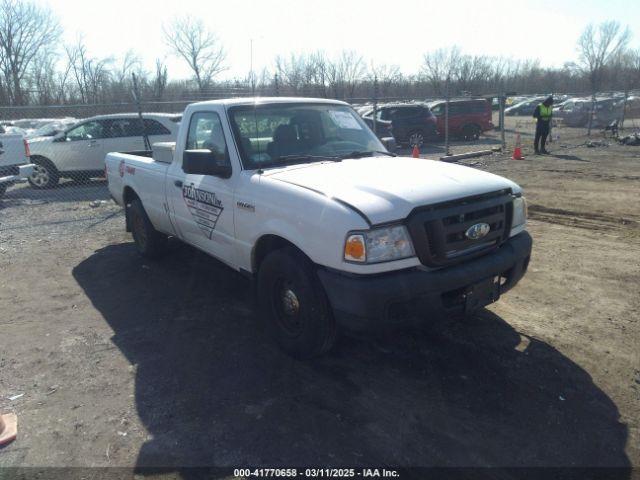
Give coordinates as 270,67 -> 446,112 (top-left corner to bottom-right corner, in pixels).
265,156 -> 520,225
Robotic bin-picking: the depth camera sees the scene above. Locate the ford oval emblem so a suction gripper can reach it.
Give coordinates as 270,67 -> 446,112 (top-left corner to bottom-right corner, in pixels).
465,222 -> 491,240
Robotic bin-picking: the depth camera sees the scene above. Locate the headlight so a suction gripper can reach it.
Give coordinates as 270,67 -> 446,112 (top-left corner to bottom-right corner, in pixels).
344,225 -> 415,264
512,196 -> 527,227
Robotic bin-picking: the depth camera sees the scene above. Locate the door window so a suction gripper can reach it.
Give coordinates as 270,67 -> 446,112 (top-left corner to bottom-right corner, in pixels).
144,119 -> 171,135
104,119 -> 142,138
186,112 -> 230,166
66,121 -> 104,141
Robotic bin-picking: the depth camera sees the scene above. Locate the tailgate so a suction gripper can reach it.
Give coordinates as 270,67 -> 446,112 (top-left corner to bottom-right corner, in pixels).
0,135 -> 26,167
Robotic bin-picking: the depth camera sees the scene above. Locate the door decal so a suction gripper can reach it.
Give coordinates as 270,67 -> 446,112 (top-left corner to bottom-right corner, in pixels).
182,184 -> 224,239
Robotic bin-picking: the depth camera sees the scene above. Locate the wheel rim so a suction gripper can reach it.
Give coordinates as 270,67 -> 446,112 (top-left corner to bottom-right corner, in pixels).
132,211 -> 147,249
272,278 -> 303,337
30,164 -> 50,187
409,132 -> 424,147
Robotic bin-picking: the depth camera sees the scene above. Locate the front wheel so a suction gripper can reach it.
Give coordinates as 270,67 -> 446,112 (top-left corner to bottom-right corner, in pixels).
257,247 -> 337,358
28,157 -> 59,189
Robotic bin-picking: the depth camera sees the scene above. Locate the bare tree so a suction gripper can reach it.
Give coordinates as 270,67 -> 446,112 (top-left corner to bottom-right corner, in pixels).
0,0 -> 61,105
573,20 -> 631,134
163,16 -> 226,93
65,38 -> 113,104
422,47 -> 462,95
369,63 -> 402,97
152,58 -> 168,100
575,20 -> 631,93
326,50 -> 366,99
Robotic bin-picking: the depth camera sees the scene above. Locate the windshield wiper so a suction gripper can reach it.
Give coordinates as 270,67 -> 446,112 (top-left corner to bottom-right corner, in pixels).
338,150 -> 397,159
259,154 -> 341,169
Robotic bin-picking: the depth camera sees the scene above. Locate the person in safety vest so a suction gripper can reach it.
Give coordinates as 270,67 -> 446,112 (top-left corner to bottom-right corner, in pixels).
533,96 -> 554,154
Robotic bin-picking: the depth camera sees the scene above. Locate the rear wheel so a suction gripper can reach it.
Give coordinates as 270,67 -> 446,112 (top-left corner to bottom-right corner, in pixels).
257,247 -> 337,358
28,157 -> 59,189
128,199 -> 168,258
461,124 -> 481,141
407,130 -> 425,147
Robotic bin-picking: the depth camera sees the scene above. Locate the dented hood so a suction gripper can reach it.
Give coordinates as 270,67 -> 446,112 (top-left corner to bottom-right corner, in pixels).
265,156 -> 519,225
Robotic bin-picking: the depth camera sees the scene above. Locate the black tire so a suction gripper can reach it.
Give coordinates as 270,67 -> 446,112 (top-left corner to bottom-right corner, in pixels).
28,157 -> 59,189
461,124 -> 481,141
407,130 -> 425,147
257,246 -> 337,358
128,198 -> 168,258
0,183 -> 7,198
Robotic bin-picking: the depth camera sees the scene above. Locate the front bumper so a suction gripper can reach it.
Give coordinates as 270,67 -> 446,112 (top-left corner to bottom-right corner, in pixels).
317,231 -> 532,330
0,163 -> 34,185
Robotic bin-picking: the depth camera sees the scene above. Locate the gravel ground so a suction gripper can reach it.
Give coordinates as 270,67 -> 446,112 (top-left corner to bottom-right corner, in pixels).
0,122 -> 639,478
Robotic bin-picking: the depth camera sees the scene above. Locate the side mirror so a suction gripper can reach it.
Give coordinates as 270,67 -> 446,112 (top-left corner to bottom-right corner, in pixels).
380,137 -> 397,152
182,149 -> 232,178
53,134 -> 67,142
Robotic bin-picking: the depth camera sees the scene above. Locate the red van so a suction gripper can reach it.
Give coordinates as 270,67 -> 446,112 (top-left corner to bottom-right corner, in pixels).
428,99 -> 494,140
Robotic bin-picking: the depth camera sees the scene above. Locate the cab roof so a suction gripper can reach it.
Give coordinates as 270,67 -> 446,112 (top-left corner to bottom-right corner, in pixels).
190,97 -> 350,108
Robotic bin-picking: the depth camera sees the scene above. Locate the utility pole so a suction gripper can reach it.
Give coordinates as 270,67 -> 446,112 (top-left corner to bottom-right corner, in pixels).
250,39 -> 255,96
444,76 -> 451,157
372,74 -> 378,137
500,91 -> 506,152
131,73 -> 151,151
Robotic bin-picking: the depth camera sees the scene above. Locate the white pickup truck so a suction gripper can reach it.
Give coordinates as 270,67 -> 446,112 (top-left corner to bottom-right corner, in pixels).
106,97 -> 532,357
0,129 -> 34,198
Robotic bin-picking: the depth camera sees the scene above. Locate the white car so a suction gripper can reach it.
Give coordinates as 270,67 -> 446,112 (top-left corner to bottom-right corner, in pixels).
106,97 -> 532,358
27,113 -> 180,188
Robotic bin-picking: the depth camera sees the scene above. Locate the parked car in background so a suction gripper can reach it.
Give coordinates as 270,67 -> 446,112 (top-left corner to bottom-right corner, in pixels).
428,99 -> 494,140
623,96 -> 640,118
0,127 -> 34,198
504,98 -> 545,116
363,103 -> 437,147
554,97 -> 624,128
361,116 -> 394,139
27,113 -> 179,188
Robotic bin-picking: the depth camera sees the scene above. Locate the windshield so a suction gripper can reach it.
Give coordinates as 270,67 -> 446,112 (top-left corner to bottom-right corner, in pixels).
31,121 -> 76,137
228,103 -> 386,169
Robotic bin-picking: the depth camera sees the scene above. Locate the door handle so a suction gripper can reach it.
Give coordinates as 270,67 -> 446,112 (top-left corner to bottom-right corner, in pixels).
88,141 -> 98,147
174,180 -> 183,188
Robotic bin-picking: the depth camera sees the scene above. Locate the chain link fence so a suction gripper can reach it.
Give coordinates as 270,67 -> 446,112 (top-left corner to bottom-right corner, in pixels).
1,92 -> 639,238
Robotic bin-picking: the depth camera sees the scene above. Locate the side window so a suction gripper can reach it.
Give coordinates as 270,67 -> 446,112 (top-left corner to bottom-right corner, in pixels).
66,121 -> 104,141
104,119 -> 142,138
144,119 -> 171,135
395,107 -> 420,119
186,112 -> 230,166
449,104 -> 463,116
378,108 -> 392,121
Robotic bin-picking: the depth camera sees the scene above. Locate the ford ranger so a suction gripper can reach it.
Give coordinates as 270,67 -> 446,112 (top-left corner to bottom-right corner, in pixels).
106,97 -> 532,358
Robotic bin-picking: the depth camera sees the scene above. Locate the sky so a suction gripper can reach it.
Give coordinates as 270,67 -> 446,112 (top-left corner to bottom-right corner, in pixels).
41,0 -> 640,81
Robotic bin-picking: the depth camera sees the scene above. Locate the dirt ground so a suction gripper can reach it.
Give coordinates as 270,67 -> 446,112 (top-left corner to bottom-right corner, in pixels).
0,118 -> 639,477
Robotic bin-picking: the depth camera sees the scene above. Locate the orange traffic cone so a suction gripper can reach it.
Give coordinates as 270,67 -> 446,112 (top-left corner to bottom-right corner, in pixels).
0,412 -> 17,446
412,145 -> 420,158
512,133 -> 524,160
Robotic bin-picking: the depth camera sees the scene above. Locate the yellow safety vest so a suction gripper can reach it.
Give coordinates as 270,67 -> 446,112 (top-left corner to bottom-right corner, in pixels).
539,104 -> 552,121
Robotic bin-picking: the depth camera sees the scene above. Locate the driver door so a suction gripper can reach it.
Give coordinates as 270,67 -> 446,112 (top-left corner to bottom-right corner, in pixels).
167,110 -> 237,267
62,120 -> 106,171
